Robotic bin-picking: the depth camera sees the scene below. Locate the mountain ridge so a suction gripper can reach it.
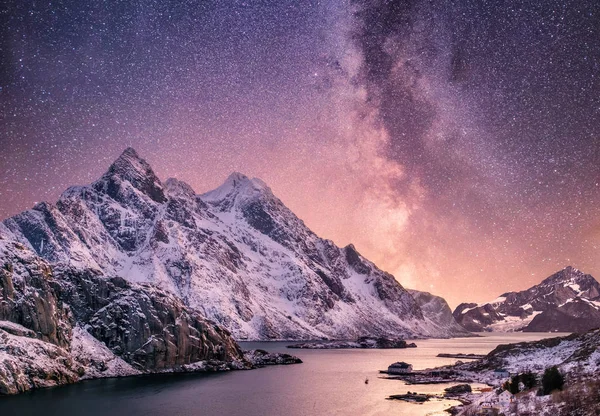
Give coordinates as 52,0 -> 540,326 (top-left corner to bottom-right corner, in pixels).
453,266 -> 600,332
2,148 -> 469,340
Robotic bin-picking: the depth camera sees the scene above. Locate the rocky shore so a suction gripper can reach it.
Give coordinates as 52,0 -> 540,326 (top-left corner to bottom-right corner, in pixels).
245,349 -> 303,366
387,385 -> 472,404
0,324 -> 303,396
387,391 -> 434,403
381,368 -> 474,385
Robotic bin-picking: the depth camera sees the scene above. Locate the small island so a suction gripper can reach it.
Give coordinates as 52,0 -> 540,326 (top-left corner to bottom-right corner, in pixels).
387,384 -> 473,404
436,353 -> 486,359
287,336 -> 417,349
387,392 -> 434,403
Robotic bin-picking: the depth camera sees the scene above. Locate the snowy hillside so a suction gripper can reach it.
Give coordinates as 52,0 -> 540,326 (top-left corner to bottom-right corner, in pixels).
453,266 -> 600,332
455,328 -> 600,384
2,148 -> 467,340
450,329 -> 600,415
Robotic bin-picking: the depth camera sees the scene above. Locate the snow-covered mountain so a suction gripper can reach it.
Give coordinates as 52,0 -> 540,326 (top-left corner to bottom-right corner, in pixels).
1,148 -> 467,340
453,266 -> 600,332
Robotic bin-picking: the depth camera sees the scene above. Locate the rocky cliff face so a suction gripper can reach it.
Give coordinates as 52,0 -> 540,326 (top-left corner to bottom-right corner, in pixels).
0,233 -> 247,395
57,270 -> 244,371
408,290 -> 470,336
2,148 -> 465,340
453,266 -> 600,332
0,239 -> 71,349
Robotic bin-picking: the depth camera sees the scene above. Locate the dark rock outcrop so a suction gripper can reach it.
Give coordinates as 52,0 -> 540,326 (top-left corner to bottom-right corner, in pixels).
524,302 -> 600,333
444,384 -> 472,395
0,234 -> 249,395
244,349 -> 303,366
55,269 -> 245,371
0,240 -> 71,348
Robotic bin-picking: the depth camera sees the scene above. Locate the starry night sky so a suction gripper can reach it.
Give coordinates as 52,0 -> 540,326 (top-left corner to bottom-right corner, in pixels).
2,0 -> 600,307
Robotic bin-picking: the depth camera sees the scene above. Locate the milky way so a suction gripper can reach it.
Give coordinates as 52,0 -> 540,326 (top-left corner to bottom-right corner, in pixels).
1,0 -> 600,307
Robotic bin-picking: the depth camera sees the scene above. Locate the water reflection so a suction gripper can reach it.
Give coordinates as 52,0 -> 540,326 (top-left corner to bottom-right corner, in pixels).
0,333 -> 565,416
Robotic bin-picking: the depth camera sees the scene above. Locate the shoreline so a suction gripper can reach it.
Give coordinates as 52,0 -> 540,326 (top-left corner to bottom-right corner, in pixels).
0,349 -> 302,397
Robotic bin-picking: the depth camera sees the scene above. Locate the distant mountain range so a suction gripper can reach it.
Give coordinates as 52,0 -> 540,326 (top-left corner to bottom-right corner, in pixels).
453,266 -> 600,332
1,148 -> 467,341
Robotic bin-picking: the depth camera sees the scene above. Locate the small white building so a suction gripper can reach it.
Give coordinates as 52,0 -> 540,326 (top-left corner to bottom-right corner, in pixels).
498,390 -> 515,407
388,362 -> 413,374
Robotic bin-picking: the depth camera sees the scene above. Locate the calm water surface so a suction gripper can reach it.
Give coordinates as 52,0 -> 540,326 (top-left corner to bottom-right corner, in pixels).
0,333 -> 566,416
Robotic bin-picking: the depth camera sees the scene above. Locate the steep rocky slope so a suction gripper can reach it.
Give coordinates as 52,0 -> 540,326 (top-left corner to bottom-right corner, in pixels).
453,266 -> 600,332
0,234 -> 247,395
408,289 -> 468,335
2,148 -> 466,340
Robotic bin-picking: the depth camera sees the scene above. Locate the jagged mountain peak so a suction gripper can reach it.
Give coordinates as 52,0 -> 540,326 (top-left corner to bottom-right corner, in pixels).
220,171 -> 270,195
107,147 -> 148,176
32,201 -> 54,213
540,265 -> 590,286
93,148 -> 166,203
120,146 -> 140,158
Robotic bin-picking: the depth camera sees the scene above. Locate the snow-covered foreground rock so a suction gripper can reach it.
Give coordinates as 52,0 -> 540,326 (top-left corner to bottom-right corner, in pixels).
448,329 -> 600,415
2,148 -> 467,340
0,235 -> 250,395
456,329 -> 600,384
453,266 -> 600,332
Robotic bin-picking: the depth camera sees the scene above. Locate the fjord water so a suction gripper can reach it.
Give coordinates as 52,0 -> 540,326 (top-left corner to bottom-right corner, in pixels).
0,333 -> 565,416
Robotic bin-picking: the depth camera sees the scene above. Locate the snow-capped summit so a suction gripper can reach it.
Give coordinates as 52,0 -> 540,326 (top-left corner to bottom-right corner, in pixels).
538,266 -> 597,292
453,266 -> 600,333
106,147 -> 151,177
201,172 -> 272,210
2,148 -> 468,340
